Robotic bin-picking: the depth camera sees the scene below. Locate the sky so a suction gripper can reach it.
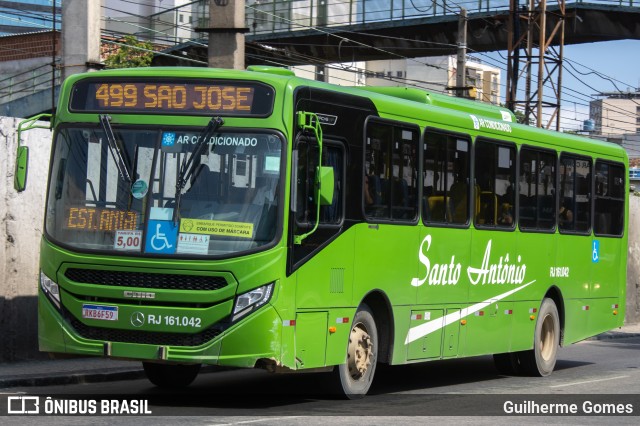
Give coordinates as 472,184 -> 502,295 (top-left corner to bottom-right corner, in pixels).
483,39 -> 640,133
563,39 -> 640,93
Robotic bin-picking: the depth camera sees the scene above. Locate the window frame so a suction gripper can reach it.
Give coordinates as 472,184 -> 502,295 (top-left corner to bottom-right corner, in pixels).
558,152 -> 593,236
593,159 -> 626,238
421,127 -> 472,229
473,137 -> 518,232
292,136 -> 347,230
517,145 -> 558,234
362,116 -> 420,225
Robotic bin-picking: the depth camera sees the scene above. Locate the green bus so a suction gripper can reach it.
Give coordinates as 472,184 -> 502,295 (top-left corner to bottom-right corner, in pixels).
18,66 -> 627,398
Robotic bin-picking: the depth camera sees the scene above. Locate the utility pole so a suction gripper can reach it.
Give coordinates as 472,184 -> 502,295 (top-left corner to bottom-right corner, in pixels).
506,0 -> 566,130
315,66 -> 327,82
61,0 -> 102,81
51,1 -> 56,112
200,0 -> 247,70
455,8 -> 467,98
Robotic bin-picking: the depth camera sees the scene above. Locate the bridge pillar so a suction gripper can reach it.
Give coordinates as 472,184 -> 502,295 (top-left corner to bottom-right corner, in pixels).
201,0 -> 247,70
61,0 -> 102,81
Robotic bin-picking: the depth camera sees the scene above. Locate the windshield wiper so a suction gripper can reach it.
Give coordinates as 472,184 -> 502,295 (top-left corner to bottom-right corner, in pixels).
173,117 -> 224,224
99,114 -> 132,183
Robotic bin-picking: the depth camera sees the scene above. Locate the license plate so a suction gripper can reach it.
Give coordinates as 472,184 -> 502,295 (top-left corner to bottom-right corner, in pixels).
82,304 -> 118,321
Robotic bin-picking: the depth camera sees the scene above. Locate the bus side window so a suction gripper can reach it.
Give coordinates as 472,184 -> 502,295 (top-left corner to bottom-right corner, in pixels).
519,147 -> 556,232
294,139 -> 345,227
319,145 -> 344,224
473,139 -> 515,229
365,119 -> 419,222
594,161 -> 625,236
423,130 -> 470,225
559,155 -> 591,233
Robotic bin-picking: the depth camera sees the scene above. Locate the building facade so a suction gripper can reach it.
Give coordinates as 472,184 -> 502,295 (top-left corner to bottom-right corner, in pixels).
589,91 -> 640,136
366,55 -> 501,104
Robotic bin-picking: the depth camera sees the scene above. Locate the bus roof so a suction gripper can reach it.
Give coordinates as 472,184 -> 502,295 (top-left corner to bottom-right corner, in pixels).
59,66 -> 627,162
355,86 -> 517,123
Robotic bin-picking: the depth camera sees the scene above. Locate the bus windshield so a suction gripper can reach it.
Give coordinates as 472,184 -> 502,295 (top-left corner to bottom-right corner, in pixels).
45,125 -> 283,257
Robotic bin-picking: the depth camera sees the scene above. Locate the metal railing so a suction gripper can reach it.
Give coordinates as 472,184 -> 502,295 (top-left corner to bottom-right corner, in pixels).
0,63 -> 60,105
146,0 -> 638,40
244,0 -> 638,35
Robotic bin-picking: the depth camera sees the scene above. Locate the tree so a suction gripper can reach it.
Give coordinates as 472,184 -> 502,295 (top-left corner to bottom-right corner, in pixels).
512,108 -> 527,124
501,104 -> 527,124
104,36 -> 154,69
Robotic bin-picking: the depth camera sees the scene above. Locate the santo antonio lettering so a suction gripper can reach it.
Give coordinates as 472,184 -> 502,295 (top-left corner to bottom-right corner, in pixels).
411,235 -> 527,287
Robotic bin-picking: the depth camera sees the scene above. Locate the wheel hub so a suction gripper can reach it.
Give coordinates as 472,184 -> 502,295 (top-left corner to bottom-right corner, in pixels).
540,313 -> 555,361
347,324 -> 373,380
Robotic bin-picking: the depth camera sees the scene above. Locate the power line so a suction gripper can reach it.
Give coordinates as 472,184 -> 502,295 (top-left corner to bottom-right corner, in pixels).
4,0 -> 633,135
246,7 -> 635,135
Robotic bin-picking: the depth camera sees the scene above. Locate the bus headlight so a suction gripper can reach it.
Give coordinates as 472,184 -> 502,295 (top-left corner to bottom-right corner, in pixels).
40,271 -> 61,310
232,283 -> 274,322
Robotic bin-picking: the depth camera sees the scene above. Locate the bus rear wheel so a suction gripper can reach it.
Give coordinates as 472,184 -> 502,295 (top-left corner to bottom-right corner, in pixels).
334,304 -> 378,399
520,298 -> 560,376
142,362 -> 201,388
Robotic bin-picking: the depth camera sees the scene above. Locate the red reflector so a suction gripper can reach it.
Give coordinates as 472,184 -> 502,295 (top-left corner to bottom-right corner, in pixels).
283,320 -> 296,326
504,309 -> 513,315
582,306 -> 590,311
529,308 -> 537,313
475,311 -> 484,316
612,304 -> 619,309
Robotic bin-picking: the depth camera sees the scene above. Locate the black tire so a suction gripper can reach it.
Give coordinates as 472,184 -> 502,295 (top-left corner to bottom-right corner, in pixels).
493,352 -> 522,375
142,362 -> 201,388
519,298 -> 560,376
334,304 -> 378,399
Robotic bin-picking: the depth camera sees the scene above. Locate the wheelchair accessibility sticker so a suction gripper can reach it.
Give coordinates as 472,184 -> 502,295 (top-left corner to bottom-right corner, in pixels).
145,220 -> 178,254
592,240 -> 600,263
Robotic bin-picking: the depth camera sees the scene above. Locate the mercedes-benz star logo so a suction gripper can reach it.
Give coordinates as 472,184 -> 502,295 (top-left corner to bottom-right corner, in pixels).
131,312 -> 145,327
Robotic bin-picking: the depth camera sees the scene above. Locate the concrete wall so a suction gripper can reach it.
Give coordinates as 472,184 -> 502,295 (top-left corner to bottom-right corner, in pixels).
0,114 -> 638,361
0,116 -> 51,361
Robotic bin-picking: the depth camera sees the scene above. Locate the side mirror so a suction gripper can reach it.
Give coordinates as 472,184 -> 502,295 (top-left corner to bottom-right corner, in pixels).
14,113 -> 52,192
14,146 -> 29,192
318,166 -> 334,205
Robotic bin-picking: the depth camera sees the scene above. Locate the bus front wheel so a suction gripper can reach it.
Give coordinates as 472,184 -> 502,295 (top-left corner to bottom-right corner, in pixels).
334,304 -> 378,399
142,362 -> 201,388
520,297 -> 560,376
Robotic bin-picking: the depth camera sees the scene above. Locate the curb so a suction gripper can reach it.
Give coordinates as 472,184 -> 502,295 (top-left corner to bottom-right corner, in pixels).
0,368 -> 146,389
589,331 -> 640,341
0,365 -> 225,389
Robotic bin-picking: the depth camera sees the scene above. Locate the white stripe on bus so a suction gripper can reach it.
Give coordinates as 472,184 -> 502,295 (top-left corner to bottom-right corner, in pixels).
404,280 -> 536,345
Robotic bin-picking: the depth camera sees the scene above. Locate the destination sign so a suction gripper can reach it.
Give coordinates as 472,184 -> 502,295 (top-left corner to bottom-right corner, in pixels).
65,207 -> 138,232
69,79 -> 275,116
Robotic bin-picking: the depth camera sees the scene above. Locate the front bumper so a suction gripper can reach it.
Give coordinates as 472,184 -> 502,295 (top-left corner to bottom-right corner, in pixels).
39,289 -> 284,368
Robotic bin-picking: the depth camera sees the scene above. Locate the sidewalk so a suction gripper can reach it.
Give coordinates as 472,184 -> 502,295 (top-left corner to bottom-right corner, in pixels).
1,323 -> 639,389
588,322 -> 640,340
0,357 -> 145,389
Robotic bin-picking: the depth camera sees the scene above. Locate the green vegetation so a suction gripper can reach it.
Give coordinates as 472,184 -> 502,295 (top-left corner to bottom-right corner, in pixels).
104,35 -> 154,69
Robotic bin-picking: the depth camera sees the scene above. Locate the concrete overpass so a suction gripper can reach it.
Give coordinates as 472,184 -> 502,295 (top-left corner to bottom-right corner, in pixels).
152,0 -> 640,67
